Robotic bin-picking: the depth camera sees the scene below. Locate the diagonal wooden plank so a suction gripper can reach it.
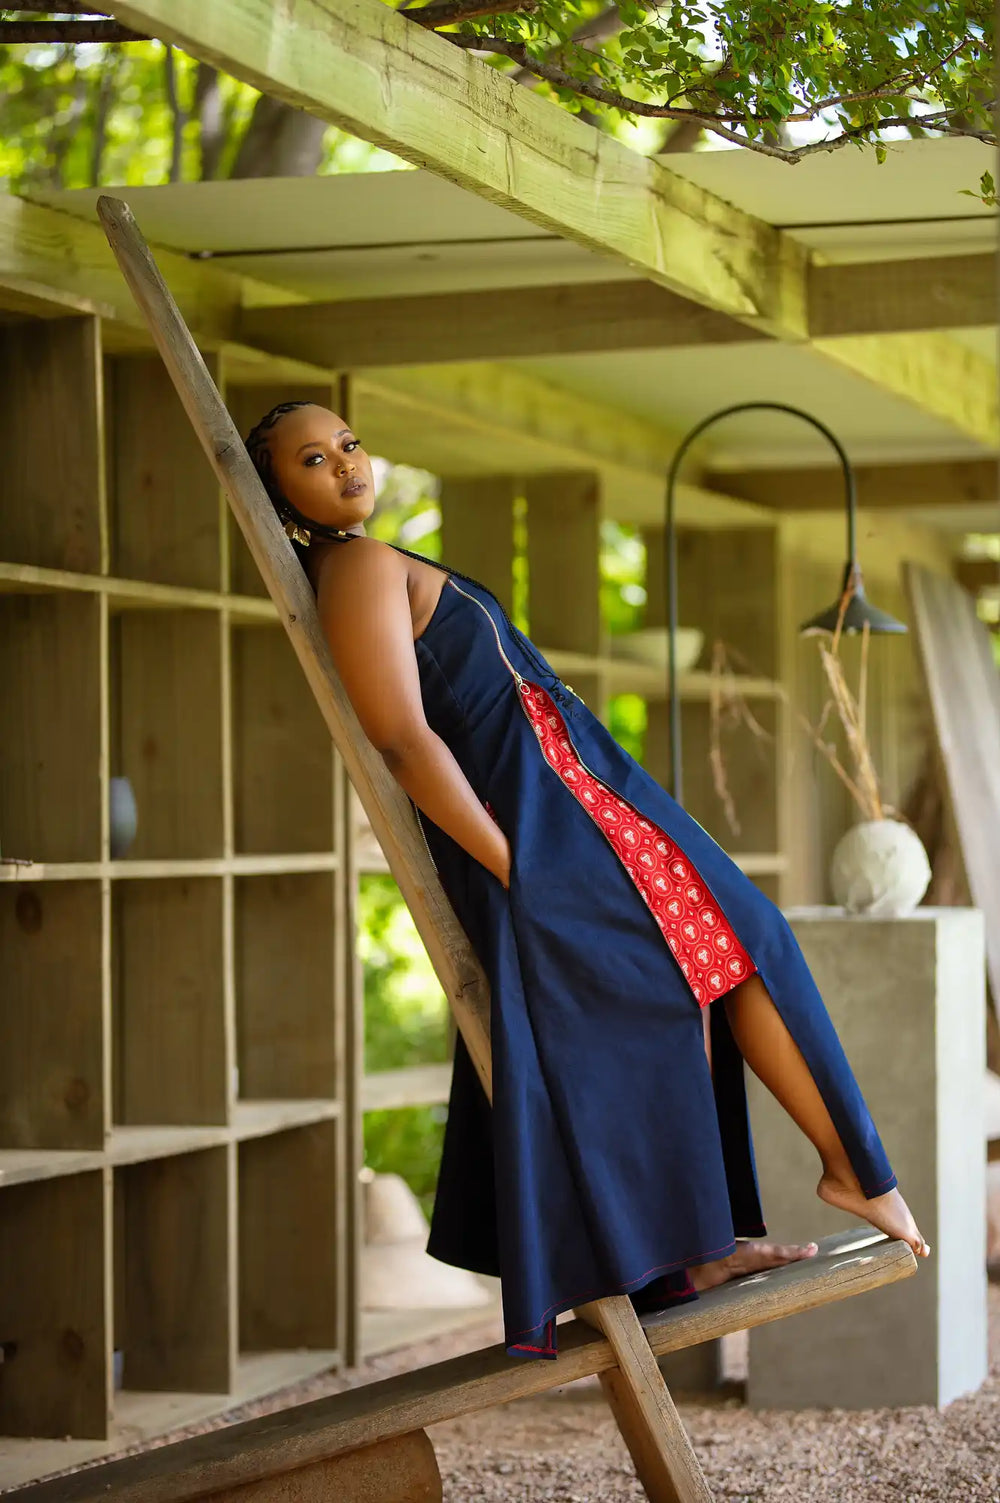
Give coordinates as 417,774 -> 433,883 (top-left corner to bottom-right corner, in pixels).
14,1232 -> 916,1501
91,191 -> 697,1501
106,0 -> 807,337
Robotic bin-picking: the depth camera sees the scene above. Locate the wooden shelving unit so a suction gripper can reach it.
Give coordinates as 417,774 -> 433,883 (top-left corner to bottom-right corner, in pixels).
0,321 -> 357,1442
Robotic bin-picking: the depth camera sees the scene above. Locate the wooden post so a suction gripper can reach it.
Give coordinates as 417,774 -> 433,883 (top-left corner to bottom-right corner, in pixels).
525,471 -> 607,718
94,194 -> 714,1503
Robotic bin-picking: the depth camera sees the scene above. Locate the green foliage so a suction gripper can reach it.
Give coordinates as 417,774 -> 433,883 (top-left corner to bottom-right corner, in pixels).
452,0 -> 994,160
359,875 -> 449,1076
960,168 -> 998,207
363,1106 -> 447,1219
0,37 -> 405,191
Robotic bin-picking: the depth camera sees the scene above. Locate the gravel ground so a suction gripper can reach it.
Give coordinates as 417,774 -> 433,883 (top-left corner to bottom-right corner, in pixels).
431,1285 -> 1000,1503
41,1283 -> 1000,1502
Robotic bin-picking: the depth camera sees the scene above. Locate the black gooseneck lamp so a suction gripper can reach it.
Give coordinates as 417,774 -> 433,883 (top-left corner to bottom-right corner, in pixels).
663,400 -> 907,807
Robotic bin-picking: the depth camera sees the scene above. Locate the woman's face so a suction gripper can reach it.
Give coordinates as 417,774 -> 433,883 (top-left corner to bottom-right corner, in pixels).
267,404 -> 375,532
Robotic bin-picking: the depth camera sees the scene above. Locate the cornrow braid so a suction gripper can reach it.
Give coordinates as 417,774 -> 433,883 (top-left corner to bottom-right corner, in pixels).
243,401 -> 560,692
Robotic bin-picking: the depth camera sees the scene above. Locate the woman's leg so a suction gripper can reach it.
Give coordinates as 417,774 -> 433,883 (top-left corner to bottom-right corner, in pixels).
691,983 -> 820,1292
722,973 -> 929,1258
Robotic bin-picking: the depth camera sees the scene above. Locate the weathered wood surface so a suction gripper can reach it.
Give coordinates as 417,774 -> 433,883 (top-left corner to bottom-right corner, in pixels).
240,282 -> 758,368
579,1297 -> 712,1503
809,253 -> 995,337
108,0 -> 804,335
241,253 -> 996,372
904,561 -> 1000,1013
705,457 -> 999,514
813,331 -> 998,450
14,1231 -> 915,1501
197,1431 -> 442,1503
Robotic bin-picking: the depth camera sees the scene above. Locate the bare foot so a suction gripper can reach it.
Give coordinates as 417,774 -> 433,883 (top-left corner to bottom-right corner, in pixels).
818,1172 -> 930,1259
689,1239 -> 819,1292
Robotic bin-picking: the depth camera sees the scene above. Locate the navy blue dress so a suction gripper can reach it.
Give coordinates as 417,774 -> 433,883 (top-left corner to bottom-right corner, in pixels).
409,568 -> 896,1359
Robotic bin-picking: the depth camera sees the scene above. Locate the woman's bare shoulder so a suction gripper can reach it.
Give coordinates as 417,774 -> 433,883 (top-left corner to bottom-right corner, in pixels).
315,535 -> 406,598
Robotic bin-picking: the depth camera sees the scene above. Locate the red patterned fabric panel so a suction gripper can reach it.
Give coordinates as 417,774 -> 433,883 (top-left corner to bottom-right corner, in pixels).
519,681 -> 756,1008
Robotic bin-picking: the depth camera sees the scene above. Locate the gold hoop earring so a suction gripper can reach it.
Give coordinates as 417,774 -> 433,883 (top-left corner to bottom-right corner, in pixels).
284,520 -> 311,547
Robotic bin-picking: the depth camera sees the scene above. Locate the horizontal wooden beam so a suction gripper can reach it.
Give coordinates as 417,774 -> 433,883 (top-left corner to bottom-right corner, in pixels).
704,458 -> 999,512
108,0 -> 807,338
810,254 -> 994,337
956,558 -> 1000,594
240,279 -> 760,368
242,253 -> 998,368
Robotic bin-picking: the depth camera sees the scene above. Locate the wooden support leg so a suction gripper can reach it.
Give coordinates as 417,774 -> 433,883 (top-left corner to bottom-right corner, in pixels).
204,1429 -> 442,1503
577,1297 -> 712,1503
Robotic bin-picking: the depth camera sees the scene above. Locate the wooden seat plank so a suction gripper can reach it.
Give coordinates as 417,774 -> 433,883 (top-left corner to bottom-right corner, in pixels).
14,1231 -> 914,1503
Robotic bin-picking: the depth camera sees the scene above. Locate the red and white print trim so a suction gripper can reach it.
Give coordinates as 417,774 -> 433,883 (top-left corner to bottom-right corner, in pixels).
518,681 -> 756,1009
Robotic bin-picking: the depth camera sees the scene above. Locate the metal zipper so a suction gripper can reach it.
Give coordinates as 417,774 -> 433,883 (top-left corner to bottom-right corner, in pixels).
446,578 -> 632,810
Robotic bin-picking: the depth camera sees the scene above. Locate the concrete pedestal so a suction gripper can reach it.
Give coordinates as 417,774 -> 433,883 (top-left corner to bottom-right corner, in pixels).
747,907 -> 986,1411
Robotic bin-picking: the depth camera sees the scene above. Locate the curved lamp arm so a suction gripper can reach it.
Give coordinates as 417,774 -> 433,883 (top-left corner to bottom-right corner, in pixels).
663,400 -> 858,809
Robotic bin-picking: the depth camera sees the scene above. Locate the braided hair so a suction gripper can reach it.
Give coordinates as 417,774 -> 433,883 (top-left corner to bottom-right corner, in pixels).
243,401 -> 561,691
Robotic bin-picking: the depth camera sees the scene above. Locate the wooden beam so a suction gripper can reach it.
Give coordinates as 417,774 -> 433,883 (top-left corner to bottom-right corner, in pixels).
813,332 -> 998,451
240,281 -> 758,369
19,1230 -> 916,1502
810,254 -> 995,337
956,558 -> 1000,594
704,458 -> 999,512
107,0 -> 808,337
242,253 -> 996,368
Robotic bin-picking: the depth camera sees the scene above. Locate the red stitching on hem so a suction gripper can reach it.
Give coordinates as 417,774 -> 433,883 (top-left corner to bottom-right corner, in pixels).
506,1236 -> 738,1342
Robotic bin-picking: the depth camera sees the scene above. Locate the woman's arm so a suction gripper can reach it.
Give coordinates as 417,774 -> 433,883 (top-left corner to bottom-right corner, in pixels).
316,540 -> 511,888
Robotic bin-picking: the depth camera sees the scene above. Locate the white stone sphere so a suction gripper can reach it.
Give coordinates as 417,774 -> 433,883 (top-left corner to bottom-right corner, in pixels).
830,818 -> 931,917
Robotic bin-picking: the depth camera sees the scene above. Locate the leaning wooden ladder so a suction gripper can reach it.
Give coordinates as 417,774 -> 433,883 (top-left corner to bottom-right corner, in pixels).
33,195 -> 914,1503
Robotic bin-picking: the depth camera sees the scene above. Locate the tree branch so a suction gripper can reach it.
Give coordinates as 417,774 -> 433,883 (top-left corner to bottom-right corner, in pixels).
0,19 -> 148,41
401,0 -> 535,25
442,32 -> 996,159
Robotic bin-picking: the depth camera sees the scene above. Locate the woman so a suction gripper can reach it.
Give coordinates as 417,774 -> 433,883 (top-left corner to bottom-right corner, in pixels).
246,399 -> 929,1360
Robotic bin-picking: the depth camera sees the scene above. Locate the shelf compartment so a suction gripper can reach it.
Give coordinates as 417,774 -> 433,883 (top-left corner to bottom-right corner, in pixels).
115,1146 -> 234,1393
0,560 -> 278,624
106,354 -> 224,591
0,1170 -> 111,1439
3,853 -> 340,883
238,1121 -> 339,1352
0,593 -> 103,864
235,873 -> 339,1100
114,609 -> 225,860
0,881 -> 105,1151
232,623 -> 335,854
114,878 -> 228,1127
0,317 -> 104,574
0,1103 -> 340,1189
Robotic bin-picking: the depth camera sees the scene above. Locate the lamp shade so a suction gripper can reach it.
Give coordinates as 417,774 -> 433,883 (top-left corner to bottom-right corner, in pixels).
800,567 -> 908,636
